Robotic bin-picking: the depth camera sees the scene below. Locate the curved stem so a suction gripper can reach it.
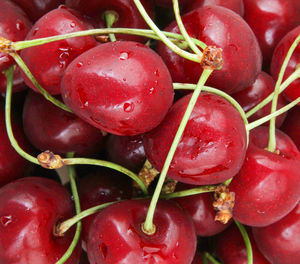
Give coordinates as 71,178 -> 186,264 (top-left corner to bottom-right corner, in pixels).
234,220 -> 253,264
10,53 -> 71,113
142,69 -> 213,234
203,252 -> 221,264
63,158 -> 148,195
268,35 -> 300,152
4,67 -> 39,164
160,185 -> 215,199
103,11 -> 118,42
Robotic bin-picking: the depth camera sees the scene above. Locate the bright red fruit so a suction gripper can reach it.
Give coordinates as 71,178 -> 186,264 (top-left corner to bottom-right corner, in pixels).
87,199 -> 196,264
143,92 -> 247,185
61,41 -> 174,136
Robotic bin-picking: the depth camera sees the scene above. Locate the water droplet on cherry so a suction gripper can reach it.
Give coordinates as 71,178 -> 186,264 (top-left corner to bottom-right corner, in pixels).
70,22 -> 76,28
0,215 -> 13,227
119,52 -> 129,60
16,20 -> 24,31
77,62 -> 83,68
149,87 -> 155,94
123,102 -> 134,113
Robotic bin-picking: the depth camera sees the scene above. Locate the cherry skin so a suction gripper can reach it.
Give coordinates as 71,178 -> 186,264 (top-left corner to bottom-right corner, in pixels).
232,71 -> 287,127
252,202 -> 300,264
0,0 -> 32,72
87,199 -> 196,264
20,6 -> 97,95
0,177 -> 81,264
157,5 -> 262,94
143,92 -> 247,185
215,225 -> 270,264
191,251 -> 204,264
0,67 -> 27,95
271,25 -> 300,103
23,91 -> 105,156
244,0 -> 300,67
61,41 -> 174,136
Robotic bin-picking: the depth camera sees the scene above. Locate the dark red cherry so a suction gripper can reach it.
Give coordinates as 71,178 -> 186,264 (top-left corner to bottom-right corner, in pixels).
0,0 -> 32,72
281,106 -> 300,151
191,251 -> 204,264
252,202 -> 300,264
0,67 -> 26,95
61,41 -> 174,136
106,134 -> 146,172
175,183 -> 232,236
232,72 -> 287,127
215,225 -> 270,264
78,168 -> 133,243
143,92 -> 247,185
271,25 -> 300,103
185,0 -> 244,17
20,6 -> 97,95
23,91 -> 105,156
0,177 -> 81,263
157,5 -> 262,94
244,0 -> 300,67
87,199 -> 196,264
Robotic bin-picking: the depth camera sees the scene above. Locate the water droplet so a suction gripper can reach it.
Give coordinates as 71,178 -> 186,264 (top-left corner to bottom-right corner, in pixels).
0,215 -> 12,227
58,47 -> 70,69
149,87 -> 155,94
16,20 -> 24,31
123,102 -> 134,113
84,101 -> 89,107
70,22 -> 76,28
32,27 -> 39,36
77,62 -> 83,68
154,69 -> 159,77
119,52 -> 129,60
122,77 -> 126,82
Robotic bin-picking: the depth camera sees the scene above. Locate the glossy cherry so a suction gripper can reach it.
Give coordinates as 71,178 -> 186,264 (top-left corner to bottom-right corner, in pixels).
271,25 -> 300,103
87,199 -> 196,264
23,91 -> 105,156
143,92 -> 247,185
61,41 -> 174,136
232,71 -> 287,127
215,225 -> 270,264
20,6 -> 97,95
157,5 -> 262,94
0,0 -> 32,72
0,67 -> 26,95
244,0 -> 300,67
0,177 -> 81,263
252,202 -> 300,264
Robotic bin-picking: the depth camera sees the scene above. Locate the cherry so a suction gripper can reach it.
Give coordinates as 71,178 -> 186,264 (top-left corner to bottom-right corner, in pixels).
0,0 -> 32,72
191,251 -> 204,264
244,0 -> 300,68
143,92 -> 247,185
154,0 -> 192,8
0,177 -> 81,263
174,183 -> 232,236
252,202 -> 300,264
87,199 -> 196,264
232,71 -> 287,127
157,5 -> 262,94
106,134 -> 146,172
61,41 -> 174,136
270,25 -> 300,103
281,106 -> 300,151
215,225 -> 270,264
0,67 -> 26,95
20,6 -> 97,95
23,91 -> 105,156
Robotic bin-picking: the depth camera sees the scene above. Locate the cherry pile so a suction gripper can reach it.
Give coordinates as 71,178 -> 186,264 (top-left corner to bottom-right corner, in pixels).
0,0 -> 299,264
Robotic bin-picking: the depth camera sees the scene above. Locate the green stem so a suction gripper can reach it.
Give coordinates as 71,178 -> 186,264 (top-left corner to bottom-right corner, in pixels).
4,67 -> 39,164
268,35 -> 300,152
234,220 -> 253,264
103,11 -> 118,42
160,185 -> 215,199
203,252 -> 221,264
63,158 -> 148,195
56,152 -> 81,264
11,53 -> 71,113
172,0 -> 201,55
142,69 -> 213,234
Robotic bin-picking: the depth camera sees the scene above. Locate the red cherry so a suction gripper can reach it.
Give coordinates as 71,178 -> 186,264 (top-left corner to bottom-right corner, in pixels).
157,5 -> 262,94
191,251 -> 204,264
232,72 -> 287,127
20,6 -> 97,95
252,202 -> 300,264
23,91 -> 105,156
0,177 -> 81,263
87,199 -> 196,264
0,67 -> 27,95
244,0 -> 300,67
271,25 -> 300,103
143,92 -> 247,185
61,41 -> 174,136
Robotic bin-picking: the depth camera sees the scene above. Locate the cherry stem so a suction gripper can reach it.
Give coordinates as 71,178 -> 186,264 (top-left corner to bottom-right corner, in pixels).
246,96 -> 300,131
234,220 -> 253,264
63,158 -> 148,195
56,152 -> 81,264
160,185 -> 215,199
142,69 -> 213,235
4,67 -> 39,164
103,10 -> 118,42
203,252 -> 221,264
10,52 -> 71,113
172,0 -> 201,55
246,67 -> 300,118
133,0 -> 203,62
268,34 -> 300,152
